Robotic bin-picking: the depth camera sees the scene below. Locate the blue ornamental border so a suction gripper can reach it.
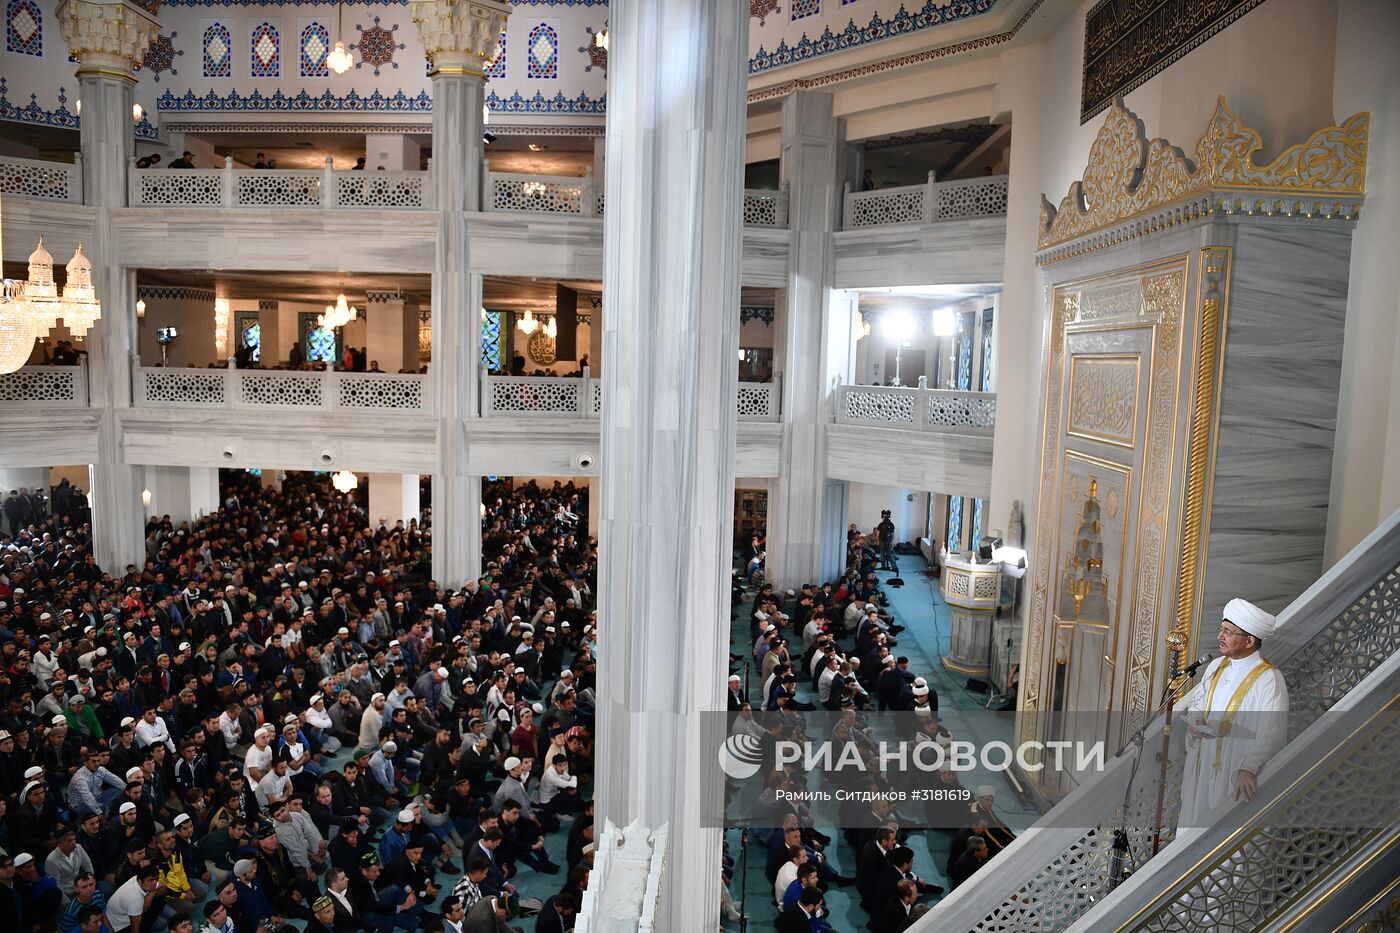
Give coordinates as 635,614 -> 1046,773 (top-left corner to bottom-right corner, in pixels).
748,0 -> 998,75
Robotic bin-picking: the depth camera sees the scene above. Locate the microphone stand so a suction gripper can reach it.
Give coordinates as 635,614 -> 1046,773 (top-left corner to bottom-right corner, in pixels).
737,826 -> 749,932
1107,658 -> 1191,891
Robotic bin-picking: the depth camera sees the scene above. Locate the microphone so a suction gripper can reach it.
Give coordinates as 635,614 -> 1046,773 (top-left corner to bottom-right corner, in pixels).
1181,655 -> 1210,677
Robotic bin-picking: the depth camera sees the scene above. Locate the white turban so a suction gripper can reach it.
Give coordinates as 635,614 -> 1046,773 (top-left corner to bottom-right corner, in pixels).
1224,598 -> 1276,640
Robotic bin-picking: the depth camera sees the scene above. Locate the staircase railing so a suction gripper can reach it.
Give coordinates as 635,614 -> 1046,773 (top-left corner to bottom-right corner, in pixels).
913,507 -> 1400,933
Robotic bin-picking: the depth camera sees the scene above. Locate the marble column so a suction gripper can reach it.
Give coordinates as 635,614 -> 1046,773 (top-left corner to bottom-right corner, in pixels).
767,93 -> 851,586
58,0 -> 158,573
411,0 -> 508,586
594,0 -> 746,927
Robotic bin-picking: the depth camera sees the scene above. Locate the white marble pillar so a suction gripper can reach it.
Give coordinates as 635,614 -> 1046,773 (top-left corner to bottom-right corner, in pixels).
58,0 -> 158,573
767,93 -> 851,586
594,0 -> 746,927
411,0 -> 508,586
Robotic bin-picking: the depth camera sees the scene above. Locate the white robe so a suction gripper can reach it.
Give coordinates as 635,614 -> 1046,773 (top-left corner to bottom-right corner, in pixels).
1177,651 -> 1289,827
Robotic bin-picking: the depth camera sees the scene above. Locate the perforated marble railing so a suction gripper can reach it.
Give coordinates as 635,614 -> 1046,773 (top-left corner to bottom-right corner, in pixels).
836,382 -> 996,435
914,506 -> 1400,933
0,155 -> 82,203
842,174 -> 1009,229
0,362 -> 89,406
128,157 -> 431,209
134,362 -> 429,412
482,168 -> 788,227
481,371 -> 780,421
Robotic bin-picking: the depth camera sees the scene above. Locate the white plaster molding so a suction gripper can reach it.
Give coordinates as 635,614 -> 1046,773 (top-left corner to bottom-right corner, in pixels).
409,0 -> 511,75
56,0 -> 161,78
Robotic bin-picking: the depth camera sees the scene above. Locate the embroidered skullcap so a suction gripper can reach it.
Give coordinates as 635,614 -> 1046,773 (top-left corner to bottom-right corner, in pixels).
1224,598 -> 1275,640
975,785 -> 996,798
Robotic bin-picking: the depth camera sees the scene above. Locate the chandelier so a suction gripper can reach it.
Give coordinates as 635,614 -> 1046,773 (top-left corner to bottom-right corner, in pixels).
326,2 -> 353,74
521,180 -> 547,198
517,310 -> 558,338
0,233 -> 103,374
594,26 -> 608,51
317,292 -> 359,330
331,470 -> 358,493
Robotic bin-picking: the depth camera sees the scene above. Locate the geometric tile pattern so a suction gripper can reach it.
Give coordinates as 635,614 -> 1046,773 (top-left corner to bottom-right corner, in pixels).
934,177 -> 1010,218
957,314 -> 972,390
250,20 -> 279,77
0,368 -> 77,402
142,370 -> 227,404
750,0 -> 780,27
735,384 -> 776,419
486,29 -> 506,78
487,379 -> 581,414
526,22 -> 558,78
242,371 -> 325,404
490,175 -> 583,213
0,156 -> 75,201
334,172 -> 426,208
203,21 -> 232,77
843,388 -> 915,423
480,310 -> 502,371
577,25 -> 605,74
847,188 -> 926,226
927,394 -> 996,429
484,89 -> 604,114
351,16 -> 403,76
7,0 -> 42,56
304,326 -> 336,364
980,307 -> 994,392
338,375 -> 425,410
947,495 -> 963,552
300,20 -> 330,77
790,0 -> 818,21
749,0 -> 997,75
143,31 -> 182,81
157,87 -> 433,112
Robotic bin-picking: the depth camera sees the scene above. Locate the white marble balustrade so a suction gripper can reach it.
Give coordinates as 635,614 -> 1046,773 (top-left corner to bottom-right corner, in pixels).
842,174 -> 1009,229
483,167 -> 787,227
128,156 -> 431,209
0,155 -> 83,203
837,382 -> 996,434
482,371 -> 780,421
134,362 -> 430,412
0,362 -> 89,406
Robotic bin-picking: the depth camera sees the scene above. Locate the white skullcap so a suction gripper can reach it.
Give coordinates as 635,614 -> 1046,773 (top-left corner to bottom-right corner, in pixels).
381,741 -> 397,754
976,785 -> 996,798
396,808 -> 415,823
436,667 -> 449,678
119,801 -> 137,814
23,766 -> 41,780
233,859 -> 253,877
1224,598 -> 1276,640
503,756 -> 522,771
173,813 -> 191,827
728,674 -> 741,683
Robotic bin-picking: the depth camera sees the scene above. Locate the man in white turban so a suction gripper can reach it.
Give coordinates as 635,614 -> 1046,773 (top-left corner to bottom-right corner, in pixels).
1177,598 -> 1289,827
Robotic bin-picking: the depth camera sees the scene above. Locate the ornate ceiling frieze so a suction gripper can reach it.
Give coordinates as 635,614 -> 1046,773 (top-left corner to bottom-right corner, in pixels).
1036,97 -> 1369,257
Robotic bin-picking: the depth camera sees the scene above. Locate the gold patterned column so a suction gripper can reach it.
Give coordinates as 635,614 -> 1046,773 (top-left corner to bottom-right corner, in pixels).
56,0 -> 159,81
409,0 -> 510,76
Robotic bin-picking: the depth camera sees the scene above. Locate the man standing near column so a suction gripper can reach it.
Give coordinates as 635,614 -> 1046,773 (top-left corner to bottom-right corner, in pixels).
1178,598 -> 1289,826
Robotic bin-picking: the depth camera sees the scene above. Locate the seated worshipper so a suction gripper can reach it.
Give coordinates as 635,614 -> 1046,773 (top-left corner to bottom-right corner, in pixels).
950,835 -> 990,888
1178,598 -> 1290,827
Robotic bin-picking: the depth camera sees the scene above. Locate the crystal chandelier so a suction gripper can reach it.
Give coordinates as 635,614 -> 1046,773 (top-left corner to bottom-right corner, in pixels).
0,232 -> 102,374
521,180 -> 546,198
317,292 -> 359,330
326,2 -> 353,74
331,470 -> 358,493
519,309 -> 539,335
594,26 -> 608,52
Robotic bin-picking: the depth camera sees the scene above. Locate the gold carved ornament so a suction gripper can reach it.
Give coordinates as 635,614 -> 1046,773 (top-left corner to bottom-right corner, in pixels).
1037,97 -> 1369,251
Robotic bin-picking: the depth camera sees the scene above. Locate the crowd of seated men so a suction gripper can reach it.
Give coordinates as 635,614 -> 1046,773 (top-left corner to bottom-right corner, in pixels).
0,470 -> 599,933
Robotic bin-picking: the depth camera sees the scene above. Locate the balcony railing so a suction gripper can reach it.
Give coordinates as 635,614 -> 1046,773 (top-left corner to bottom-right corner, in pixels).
841,174 -> 1009,229
0,361 -> 89,406
0,155 -> 82,203
128,157 -> 431,209
134,361 -> 430,412
481,370 -> 781,421
836,381 -> 995,434
483,167 -> 788,227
